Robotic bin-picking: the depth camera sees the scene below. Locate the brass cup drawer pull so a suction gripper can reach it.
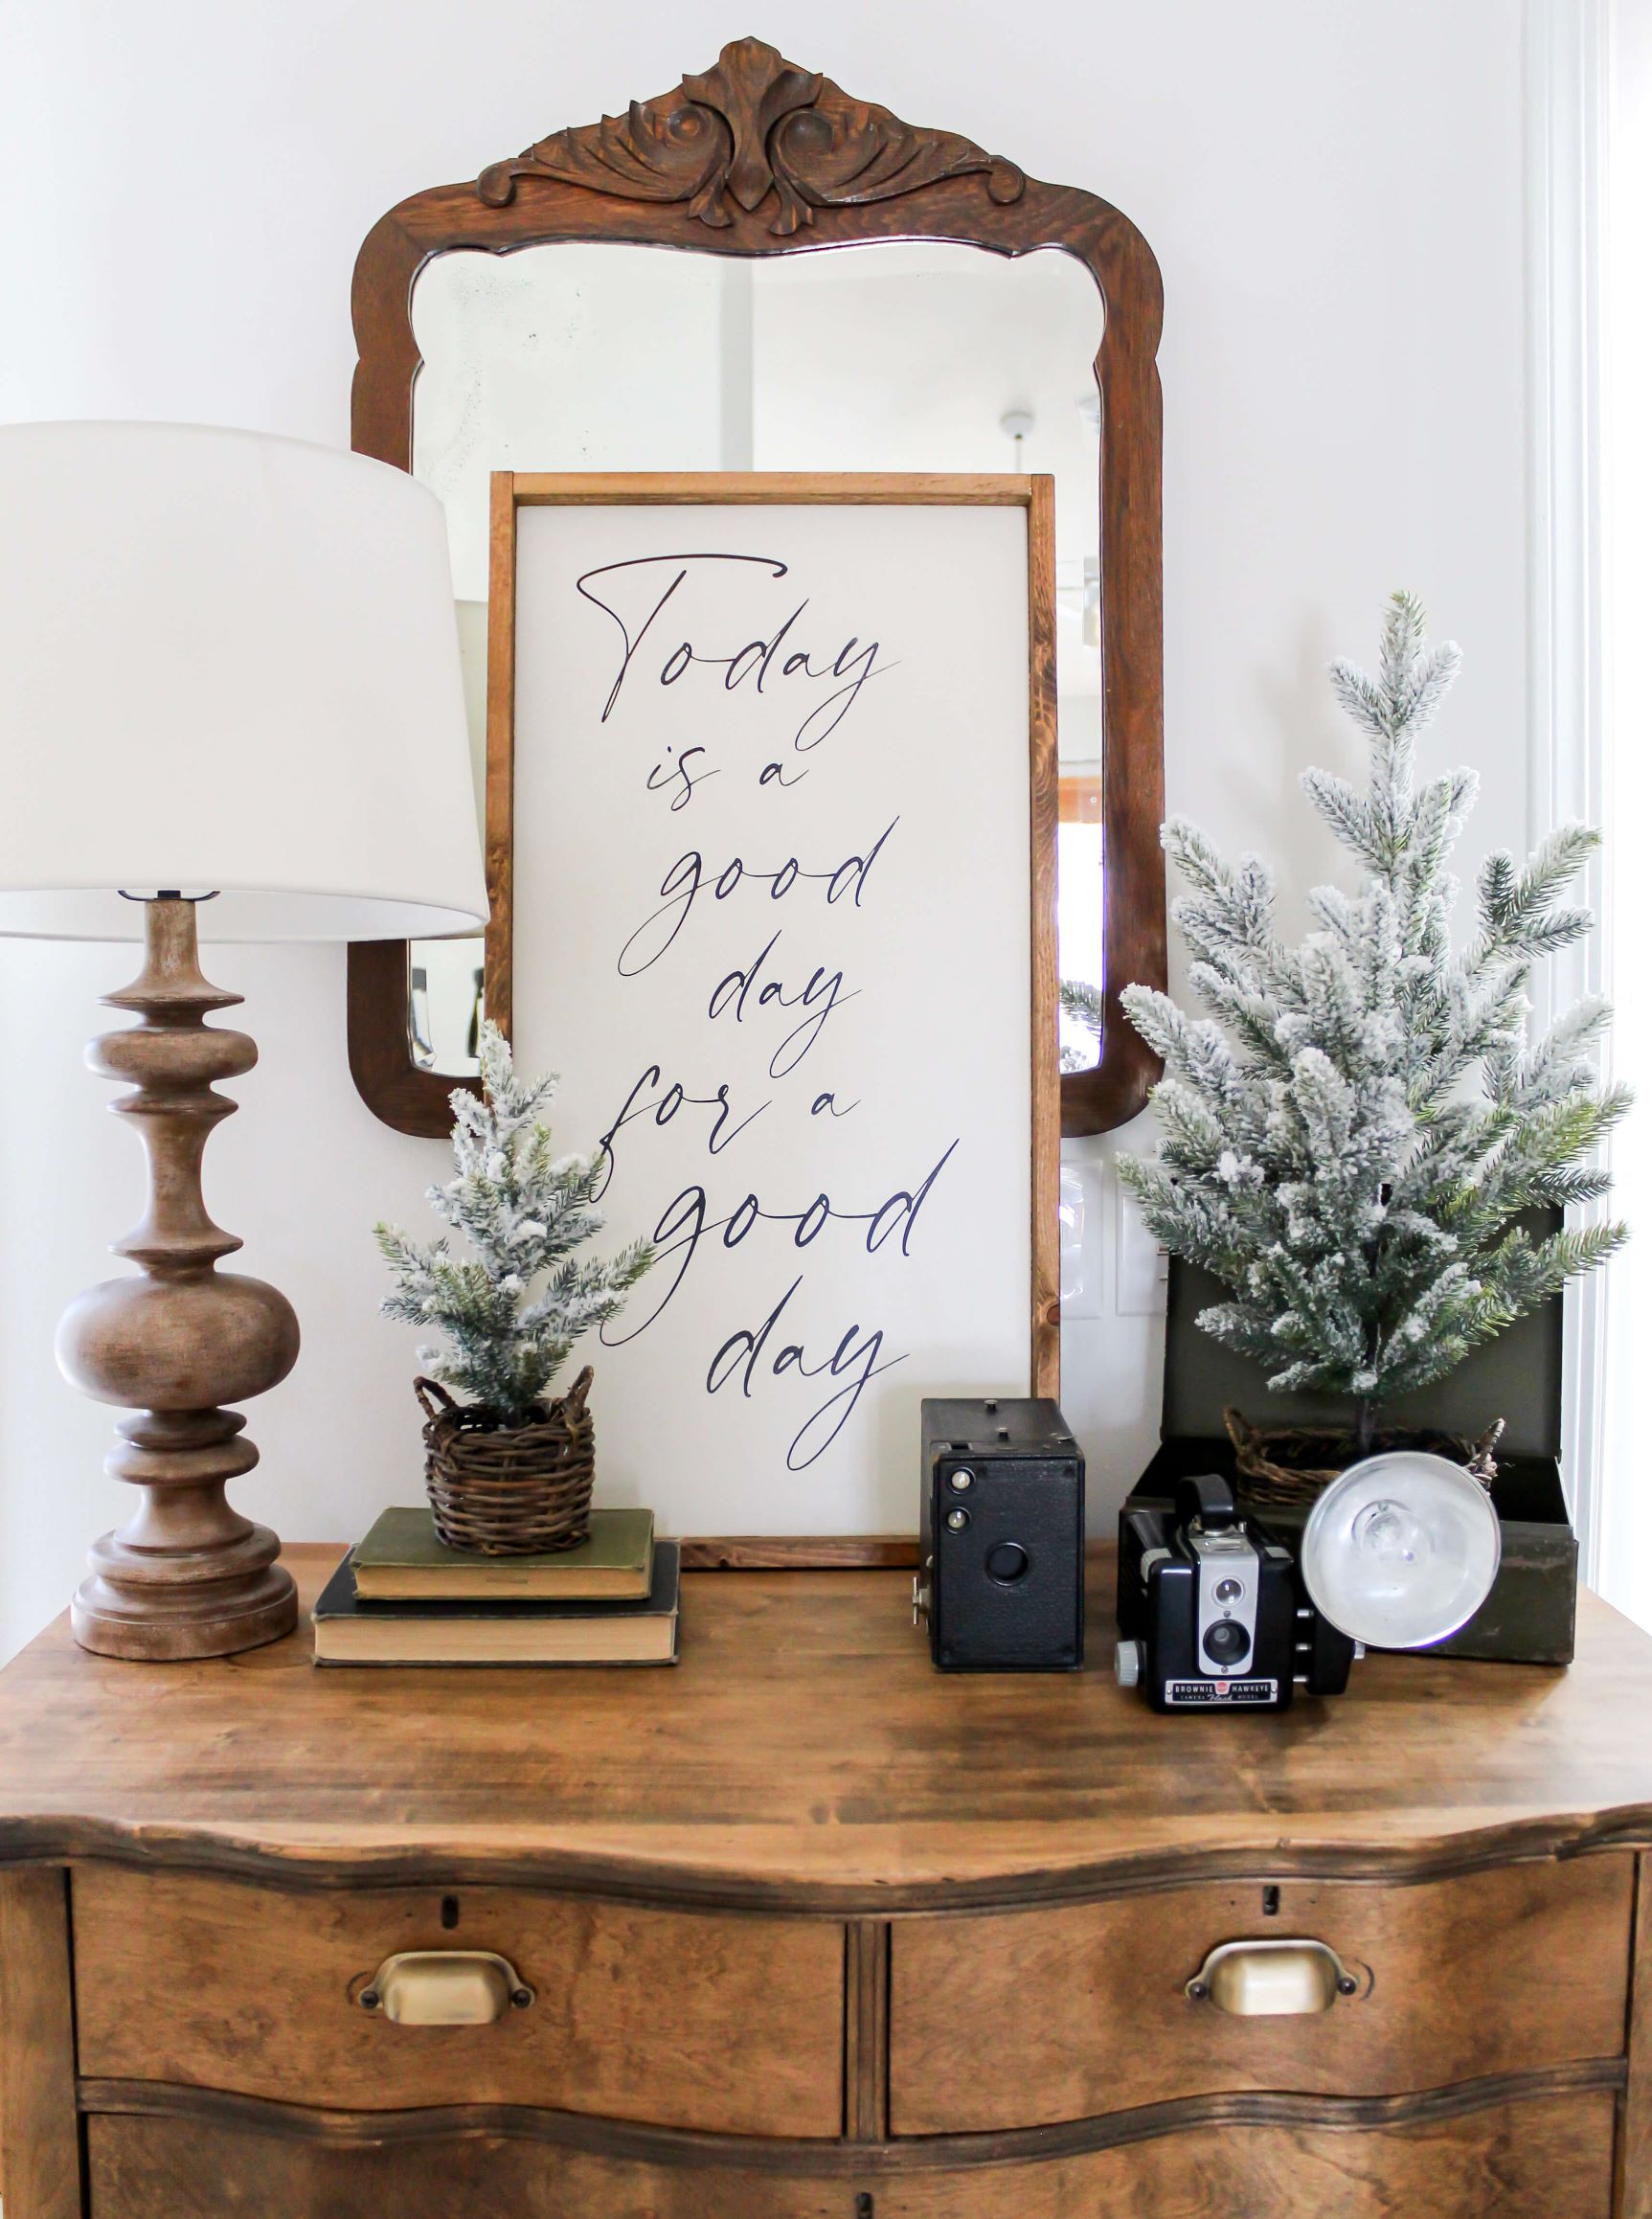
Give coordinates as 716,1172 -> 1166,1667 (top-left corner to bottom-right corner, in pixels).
1186,1938 -> 1361,2017
356,1951 -> 535,2026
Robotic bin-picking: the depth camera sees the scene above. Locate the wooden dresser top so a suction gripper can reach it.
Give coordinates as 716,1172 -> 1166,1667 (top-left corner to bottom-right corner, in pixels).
1,1546 -> 1650,1910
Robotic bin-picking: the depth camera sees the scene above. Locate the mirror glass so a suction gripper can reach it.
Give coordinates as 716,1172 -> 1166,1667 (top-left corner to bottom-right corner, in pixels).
407,238 -> 1106,1076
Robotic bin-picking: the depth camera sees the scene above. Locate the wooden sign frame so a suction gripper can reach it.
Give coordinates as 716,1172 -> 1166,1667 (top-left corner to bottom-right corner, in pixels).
488,471 -> 1059,1567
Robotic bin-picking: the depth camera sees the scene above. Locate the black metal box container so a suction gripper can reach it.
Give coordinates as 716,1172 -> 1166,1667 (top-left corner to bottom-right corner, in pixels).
919,1397 -> 1085,1671
1143,1240 -> 1577,1665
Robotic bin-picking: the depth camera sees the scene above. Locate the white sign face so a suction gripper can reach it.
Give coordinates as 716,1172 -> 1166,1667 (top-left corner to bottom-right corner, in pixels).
509,495 -> 1038,1537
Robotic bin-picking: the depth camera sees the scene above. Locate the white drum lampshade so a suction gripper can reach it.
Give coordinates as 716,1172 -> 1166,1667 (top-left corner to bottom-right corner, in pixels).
0,421 -> 488,1663
0,419 -> 487,941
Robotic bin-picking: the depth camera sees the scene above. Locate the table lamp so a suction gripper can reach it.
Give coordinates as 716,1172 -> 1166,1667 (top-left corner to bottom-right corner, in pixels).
0,422 -> 487,1661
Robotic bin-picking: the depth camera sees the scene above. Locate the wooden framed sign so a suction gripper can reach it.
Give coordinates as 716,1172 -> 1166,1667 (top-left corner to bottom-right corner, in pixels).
487,473 -> 1057,1551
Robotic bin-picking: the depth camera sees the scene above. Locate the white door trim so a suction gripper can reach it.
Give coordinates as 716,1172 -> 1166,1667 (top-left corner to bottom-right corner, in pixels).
1524,0 -> 1611,1584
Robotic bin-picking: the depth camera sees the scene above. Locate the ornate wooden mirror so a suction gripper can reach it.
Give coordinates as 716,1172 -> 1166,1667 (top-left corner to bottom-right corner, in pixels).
347,37 -> 1164,1139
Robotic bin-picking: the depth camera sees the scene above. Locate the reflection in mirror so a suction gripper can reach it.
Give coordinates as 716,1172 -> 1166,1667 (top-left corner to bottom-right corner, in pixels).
407,597 -> 489,1072
407,238 -> 1106,1077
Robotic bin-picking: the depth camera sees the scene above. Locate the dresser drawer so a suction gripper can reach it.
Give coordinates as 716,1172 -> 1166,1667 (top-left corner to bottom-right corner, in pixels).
83,2088 -> 1618,2219
874,2090 -> 1620,2219
73,1868 -> 845,2138
889,1855 -> 1633,2134
86,2112 -> 855,2219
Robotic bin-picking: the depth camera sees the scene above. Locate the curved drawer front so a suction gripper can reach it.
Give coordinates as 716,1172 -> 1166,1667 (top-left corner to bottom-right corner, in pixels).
85,2113 -> 849,2219
83,2088 -> 1618,2219
889,1855 -> 1633,2135
72,1868 -> 845,2138
875,2091 -> 1619,2219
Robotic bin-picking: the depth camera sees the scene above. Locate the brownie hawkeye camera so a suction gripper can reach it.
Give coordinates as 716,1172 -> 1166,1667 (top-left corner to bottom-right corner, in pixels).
1114,1473 -> 1356,1712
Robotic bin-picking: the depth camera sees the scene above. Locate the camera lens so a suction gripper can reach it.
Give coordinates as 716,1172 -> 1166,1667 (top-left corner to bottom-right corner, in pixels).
1203,1618 -> 1251,1665
984,1541 -> 1030,1583
1214,1577 -> 1243,1602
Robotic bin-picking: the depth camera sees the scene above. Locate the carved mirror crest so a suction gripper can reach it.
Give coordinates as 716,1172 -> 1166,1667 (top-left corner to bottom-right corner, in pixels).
347,37 -> 1165,1138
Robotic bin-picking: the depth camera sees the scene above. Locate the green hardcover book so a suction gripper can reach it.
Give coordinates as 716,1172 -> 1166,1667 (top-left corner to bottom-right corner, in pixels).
350,1506 -> 654,1603
313,1544 -> 679,1667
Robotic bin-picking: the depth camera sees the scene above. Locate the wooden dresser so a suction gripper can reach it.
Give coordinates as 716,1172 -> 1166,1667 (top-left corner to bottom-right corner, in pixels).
3,1544 -> 1652,2217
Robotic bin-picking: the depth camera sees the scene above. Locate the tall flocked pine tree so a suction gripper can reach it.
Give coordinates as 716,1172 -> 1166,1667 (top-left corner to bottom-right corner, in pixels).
1119,592 -> 1629,1457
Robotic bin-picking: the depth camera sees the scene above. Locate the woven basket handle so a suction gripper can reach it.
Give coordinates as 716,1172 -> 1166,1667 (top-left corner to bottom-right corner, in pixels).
559,1365 -> 595,1422
1223,1407 -> 1258,1456
1466,1417 -> 1505,1488
414,1376 -> 460,1428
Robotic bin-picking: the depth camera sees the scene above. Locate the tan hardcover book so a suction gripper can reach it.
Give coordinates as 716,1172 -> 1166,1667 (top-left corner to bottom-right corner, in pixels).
350,1506 -> 654,1602
312,1545 -> 679,1666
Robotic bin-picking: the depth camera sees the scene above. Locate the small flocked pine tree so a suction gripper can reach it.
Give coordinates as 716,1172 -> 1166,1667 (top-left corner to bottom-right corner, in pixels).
1118,592 -> 1629,1457
376,1021 -> 652,1428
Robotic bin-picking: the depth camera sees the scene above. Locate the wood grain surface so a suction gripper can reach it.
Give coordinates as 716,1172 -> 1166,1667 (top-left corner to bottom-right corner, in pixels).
678,1535 -> 919,1570
1624,1851 -> 1652,2218
56,898 -> 298,1660
79,2080 -> 1621,2219
890,1857 -> 1633,2132
4,1550 -> 1652,1908
0,1868 -> 79,2219
845,1920 -> 890,2141
1026,471 -> 1061,1393
873,2090 -> 1619,2219
74,1867 -> 843,2136
85,2111 -> 855,2219
506,472 -> 1045,504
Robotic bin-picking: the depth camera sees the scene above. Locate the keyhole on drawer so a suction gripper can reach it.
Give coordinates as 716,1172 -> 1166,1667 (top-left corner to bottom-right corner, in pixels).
1262,1886 -> 1280,1917
441,1894 -> 460,1930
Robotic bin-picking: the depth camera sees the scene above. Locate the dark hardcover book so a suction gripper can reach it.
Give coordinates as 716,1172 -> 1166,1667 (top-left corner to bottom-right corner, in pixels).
312,1543 -> 679,1666
351,1506 -> 655,1602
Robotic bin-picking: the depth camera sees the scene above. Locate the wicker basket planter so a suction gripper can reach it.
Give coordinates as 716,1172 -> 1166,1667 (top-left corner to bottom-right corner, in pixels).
415,1367 -> 597,1554
1224,1407 -> 1503,1511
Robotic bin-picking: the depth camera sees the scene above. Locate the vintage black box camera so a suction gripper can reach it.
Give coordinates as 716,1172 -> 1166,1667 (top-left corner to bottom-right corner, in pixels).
917,1397 -> 1084,1671
1115,1473 -> 1354,1712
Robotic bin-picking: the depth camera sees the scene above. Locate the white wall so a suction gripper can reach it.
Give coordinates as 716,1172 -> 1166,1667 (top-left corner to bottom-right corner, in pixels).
0,0 -> 1529,1656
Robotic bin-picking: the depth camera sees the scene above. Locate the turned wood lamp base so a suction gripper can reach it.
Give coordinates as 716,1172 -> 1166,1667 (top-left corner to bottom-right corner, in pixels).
72,1525 -> 297,1662
56,897 -> 299,1661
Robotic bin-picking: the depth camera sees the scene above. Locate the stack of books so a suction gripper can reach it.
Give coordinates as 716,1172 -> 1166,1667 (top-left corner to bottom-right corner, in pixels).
312,1506 -> 678,1666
